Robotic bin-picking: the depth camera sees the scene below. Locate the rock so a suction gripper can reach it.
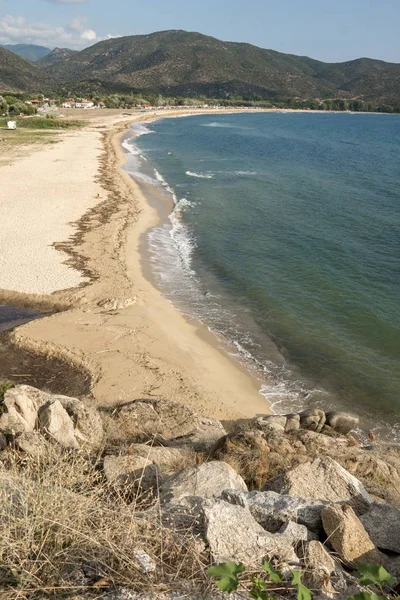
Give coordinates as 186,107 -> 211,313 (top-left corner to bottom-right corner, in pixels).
256,415 -> 287,433
298,541 -> 336,593
221,489 -> 325,533
160,461 -> 247,505
38,400 -> 79,449
299,409 -> 326,433
125,444 -> 195,474
321,503 -> 386,566
360,502 -> 400,553
181,416 -> 227,453
53,396 -> 103,448
0,385 -> 41,433
264,456 -> 371,513
285,414 -> 301,432
118,398 -> 200,440
278,521 -> 317,543
325,411 -> 359,435
132,549 -> 156,573
14,432 -> 49,458
103,455 -> 161,492
203,499 -> 297,566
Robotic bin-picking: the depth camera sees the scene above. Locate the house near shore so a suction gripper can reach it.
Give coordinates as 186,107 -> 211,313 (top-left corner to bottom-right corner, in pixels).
61,99 -> 95,109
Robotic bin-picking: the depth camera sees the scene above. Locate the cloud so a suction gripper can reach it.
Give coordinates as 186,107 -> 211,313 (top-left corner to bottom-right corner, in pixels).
0,14 -> 101,49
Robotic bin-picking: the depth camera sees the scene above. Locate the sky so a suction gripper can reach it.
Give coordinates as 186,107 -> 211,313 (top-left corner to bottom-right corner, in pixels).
0,0 -> 399,63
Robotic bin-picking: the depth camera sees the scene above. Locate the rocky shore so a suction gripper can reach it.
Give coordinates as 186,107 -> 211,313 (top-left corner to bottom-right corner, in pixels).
1,384 -> 400,600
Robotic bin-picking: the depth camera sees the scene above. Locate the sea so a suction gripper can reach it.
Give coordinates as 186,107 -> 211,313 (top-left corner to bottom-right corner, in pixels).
122,112 -> 400,439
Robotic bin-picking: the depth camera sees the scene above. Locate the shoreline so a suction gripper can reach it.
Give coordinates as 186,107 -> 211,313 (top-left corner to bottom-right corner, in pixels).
0,108 -> 272,421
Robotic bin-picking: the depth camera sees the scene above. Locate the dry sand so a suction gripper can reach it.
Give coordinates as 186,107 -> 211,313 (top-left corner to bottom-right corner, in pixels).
1,108 -> 271,420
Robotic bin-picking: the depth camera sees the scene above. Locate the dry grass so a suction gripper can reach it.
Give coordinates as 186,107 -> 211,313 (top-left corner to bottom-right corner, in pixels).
0,443 -> 211,600
213,431 -> 271,490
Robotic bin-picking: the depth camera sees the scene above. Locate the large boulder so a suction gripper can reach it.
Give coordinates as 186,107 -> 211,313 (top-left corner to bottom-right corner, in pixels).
299,409 -> 326,433
298,541 -> 336,593
38,400 -> 79,449
203,499 -> 297,565
115,399 -> 226,451
221,489 -> 325,533
0,385 -> 45,433
321,504 -> 387,566
264,456 -> 371,513
360,502 -> 400,553
103,455 -> 161,492
115,444 -> 195,475
117,398 -> 200,440
160,461 -> 247,505
53,395 -> 103,448
14,432 -> 49,458
278,521 -> 317,543
325,411 -> 359,435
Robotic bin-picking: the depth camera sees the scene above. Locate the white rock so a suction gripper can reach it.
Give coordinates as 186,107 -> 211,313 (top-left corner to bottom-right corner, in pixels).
160,461 -> 247,505
204,499 -> 297,565
264,457 -> 371,513
38,400 -> 79,449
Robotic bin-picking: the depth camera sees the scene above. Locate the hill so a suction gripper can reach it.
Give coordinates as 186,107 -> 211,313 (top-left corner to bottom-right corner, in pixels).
0,47 -> 54,93
37,30 -> 400,103
38,47 -> 77,67
1,44 -> 52,61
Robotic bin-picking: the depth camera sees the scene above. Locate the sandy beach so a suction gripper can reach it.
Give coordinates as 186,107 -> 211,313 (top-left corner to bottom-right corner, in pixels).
0,108 -> 271,421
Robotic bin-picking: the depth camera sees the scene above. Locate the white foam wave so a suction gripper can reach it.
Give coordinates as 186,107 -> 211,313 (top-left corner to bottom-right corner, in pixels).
130,123 -> 154,136
122,139 -> 140,155
186,171 -> 214,179
201,122 -> 234,128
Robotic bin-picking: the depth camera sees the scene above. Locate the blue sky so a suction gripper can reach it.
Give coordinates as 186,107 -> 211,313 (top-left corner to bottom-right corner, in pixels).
0,0 -> 399,63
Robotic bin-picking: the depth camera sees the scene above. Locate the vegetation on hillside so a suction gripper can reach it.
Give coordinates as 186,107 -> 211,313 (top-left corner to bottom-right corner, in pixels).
37,30 -> 400,105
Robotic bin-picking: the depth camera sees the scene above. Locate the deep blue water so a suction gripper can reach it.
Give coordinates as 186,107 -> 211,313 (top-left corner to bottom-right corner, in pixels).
125,112 -> 400,436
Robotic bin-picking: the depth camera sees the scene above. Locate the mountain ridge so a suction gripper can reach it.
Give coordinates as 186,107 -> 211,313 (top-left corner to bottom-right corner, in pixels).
2,30 -> 400,104
1,44 -> 52,62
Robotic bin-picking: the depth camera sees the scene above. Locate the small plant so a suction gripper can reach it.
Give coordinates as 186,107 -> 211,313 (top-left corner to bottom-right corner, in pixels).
208,561 -> 398,600
0,380 -> 14,414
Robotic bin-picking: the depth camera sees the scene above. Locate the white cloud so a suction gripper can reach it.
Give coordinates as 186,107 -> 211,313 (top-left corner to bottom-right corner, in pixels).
0,14 -> 101,49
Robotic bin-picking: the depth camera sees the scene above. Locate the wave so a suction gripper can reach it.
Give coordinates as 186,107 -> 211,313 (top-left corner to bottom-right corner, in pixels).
186,171 -> 215,179
201,122 -> 235,128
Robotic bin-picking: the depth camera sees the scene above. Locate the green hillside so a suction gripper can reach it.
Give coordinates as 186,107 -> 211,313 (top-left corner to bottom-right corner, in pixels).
0,47 -> 54,93
37,30 -> 400,103
1,44 -> 51,62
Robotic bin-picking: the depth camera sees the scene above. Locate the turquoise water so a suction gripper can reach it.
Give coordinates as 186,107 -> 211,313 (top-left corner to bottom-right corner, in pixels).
125,113 -> 400,435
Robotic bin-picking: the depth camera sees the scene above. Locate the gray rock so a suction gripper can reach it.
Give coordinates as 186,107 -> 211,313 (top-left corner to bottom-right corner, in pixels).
132,549 -> 156,573
203,499 -> 297,565
38,400 -> 79,449
255,415 -> 287,433
15,431 -> 49,458
278,521 -> 318,543
325,411 -> 359,435
0,385 -> 40,433
118,398 -> 199,440
298,541 -> 336,593
321,503 -> 386,566
53,395 -> 103,448
285,414 -> 301,432
160,461 -> 247,505
182,416 -> 227,453
299,409 -> 326,433
220,489 -> 325,533
103,455 -> 161,492
0,473 -> 29,518
264,456 -> 371,513
360,502 -> 400,553
125,444 -> 194,474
